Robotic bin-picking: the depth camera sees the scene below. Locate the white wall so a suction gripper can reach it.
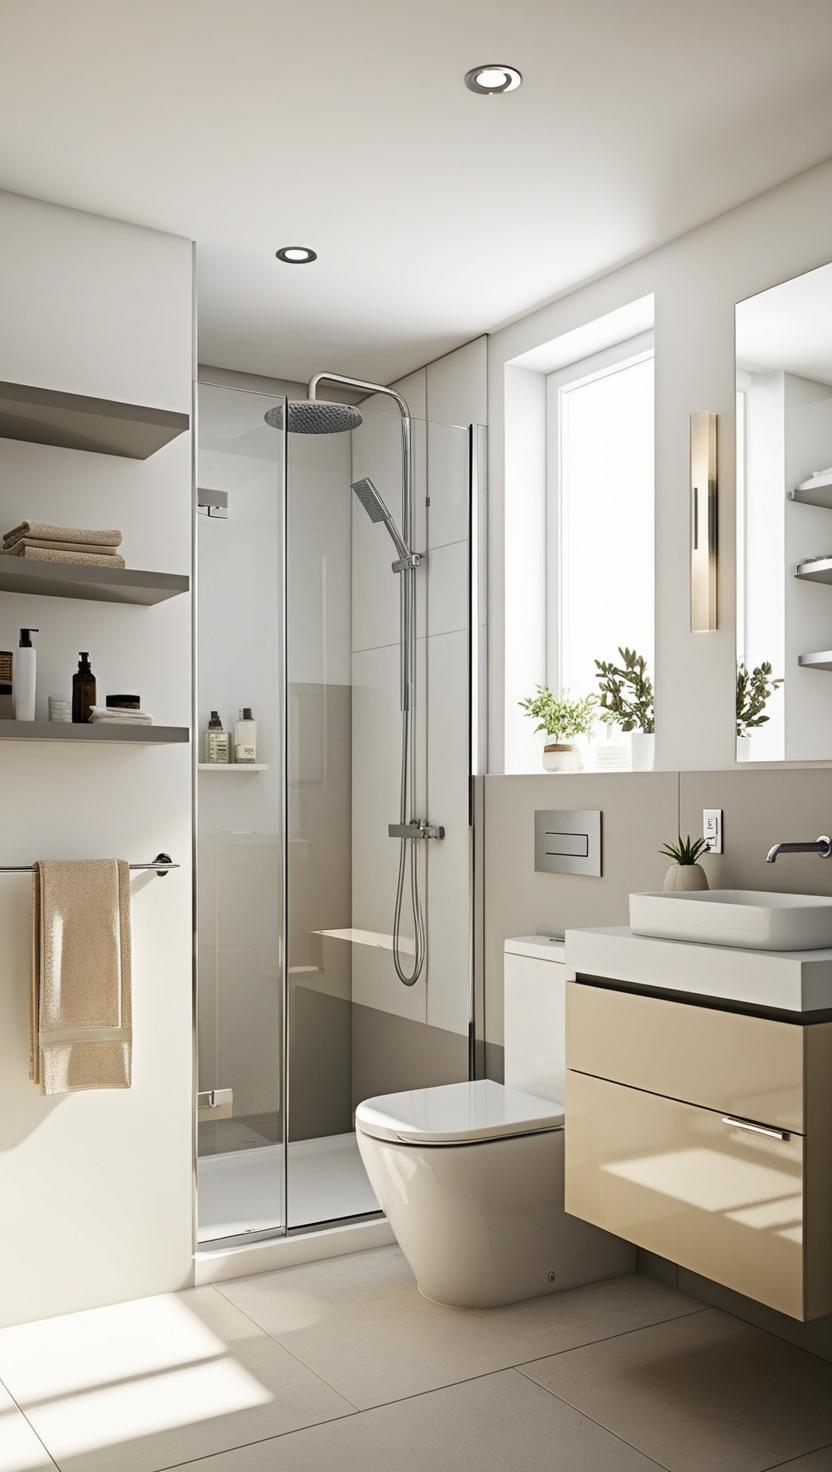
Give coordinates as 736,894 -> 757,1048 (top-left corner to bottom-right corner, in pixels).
488,156 -> 832,773
0,192 -> 194,1324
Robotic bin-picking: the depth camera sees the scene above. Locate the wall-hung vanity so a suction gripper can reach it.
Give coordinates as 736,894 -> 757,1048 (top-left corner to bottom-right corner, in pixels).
564,914 -> 832,1321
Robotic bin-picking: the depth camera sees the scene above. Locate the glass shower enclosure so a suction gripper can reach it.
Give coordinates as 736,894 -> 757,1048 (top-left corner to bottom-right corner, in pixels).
195,381 -> 484,1245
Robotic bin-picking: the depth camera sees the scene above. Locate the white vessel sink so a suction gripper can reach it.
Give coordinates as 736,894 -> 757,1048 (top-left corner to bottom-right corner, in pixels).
630,889 -> 832,951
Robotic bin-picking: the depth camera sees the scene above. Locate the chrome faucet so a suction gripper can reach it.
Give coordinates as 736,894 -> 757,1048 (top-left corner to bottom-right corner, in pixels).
766,835 -> 832,863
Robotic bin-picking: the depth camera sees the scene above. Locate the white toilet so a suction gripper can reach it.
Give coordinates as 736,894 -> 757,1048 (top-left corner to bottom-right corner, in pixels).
356,935 -> 635,1308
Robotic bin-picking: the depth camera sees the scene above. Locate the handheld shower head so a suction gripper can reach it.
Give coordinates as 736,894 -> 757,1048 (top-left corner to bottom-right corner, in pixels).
351,477 -> 411,562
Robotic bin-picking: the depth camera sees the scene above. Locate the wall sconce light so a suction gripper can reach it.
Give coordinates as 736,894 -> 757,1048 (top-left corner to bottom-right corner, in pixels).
690,411 -> 718,632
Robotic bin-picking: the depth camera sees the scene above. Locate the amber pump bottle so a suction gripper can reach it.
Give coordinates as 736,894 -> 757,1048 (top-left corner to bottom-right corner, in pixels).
72,652 -> 96,724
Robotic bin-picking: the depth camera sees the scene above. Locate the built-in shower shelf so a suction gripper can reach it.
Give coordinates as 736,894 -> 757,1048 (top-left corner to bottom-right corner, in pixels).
798,651 -> 832,672
0,721 -> 189,743
790,477 -> 832,511
0,380 -> 189,459
315,927 -> 416,957
0,556 -> 189,605
198,762 -> 268,772
795,557 -> 832,585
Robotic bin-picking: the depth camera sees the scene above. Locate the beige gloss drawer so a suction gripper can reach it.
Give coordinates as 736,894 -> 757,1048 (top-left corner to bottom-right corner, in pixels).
566,1069 -> 807,1319
566,981 -> 804,1132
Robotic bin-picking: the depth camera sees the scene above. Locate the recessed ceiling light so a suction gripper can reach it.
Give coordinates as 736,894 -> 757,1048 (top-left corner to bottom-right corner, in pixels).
464,64 -> 522,95
275,246 -> 318,264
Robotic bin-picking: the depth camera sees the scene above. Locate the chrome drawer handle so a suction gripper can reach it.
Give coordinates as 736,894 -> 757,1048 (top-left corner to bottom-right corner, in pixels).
721,1115 -> 790,1142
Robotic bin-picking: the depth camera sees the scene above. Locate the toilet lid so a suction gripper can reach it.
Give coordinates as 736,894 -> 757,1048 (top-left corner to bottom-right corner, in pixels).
355,1078 -> 564,1145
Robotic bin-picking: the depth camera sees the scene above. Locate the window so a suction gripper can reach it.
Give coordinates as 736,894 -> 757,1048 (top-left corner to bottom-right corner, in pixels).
547,339 -> 654,756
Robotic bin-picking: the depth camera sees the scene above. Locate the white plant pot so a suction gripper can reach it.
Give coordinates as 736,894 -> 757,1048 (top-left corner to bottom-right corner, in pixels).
629,732 -> 655,772
542,743 -> 579,773
663,862 -> 709,893
736,734 -> 753,763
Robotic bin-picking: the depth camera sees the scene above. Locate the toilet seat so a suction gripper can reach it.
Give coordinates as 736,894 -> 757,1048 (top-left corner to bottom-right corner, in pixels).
355,1078 -> 564,1146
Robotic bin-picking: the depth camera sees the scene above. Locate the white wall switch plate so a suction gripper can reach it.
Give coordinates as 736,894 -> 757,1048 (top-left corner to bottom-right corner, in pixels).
703,808 -> 723,855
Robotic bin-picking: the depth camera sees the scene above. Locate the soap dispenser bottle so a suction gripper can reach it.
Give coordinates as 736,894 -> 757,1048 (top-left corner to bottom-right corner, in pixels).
13,628 -> 38,722
72,652 -> 96,724
204,710 -> 231,764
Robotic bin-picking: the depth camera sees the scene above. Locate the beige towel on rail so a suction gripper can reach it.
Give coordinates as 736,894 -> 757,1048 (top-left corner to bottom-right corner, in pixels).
30,859 -> 132,1095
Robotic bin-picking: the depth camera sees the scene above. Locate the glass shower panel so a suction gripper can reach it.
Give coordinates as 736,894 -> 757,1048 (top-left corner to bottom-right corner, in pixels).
286,402 -> 475,1230
196,384 -> 287,1245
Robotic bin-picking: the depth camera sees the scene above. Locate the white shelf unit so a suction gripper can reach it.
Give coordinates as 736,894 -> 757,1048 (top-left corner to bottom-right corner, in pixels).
197,762 -> 268,772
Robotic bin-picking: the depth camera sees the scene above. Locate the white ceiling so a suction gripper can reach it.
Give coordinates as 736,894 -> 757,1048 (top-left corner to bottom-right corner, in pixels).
2,0 -> 832,385
737,263 -> 832,385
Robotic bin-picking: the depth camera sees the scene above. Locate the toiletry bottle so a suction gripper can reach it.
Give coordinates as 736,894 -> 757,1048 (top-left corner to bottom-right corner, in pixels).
72,651 -> 96,724
0,650 -> 13,720
13,628 -> 38,722
205,710 -> 231,764
235,707 -> 257,763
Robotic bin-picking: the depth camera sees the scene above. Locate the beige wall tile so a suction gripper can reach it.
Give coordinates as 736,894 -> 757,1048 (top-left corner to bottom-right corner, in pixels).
680,768 -> 832,895
482,772 -> 678,1047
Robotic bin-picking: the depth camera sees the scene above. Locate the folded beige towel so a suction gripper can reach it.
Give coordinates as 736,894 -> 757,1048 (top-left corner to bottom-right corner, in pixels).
10,548 -> 126,568
30,859 -> 132,1095
4,522 -> 122,548
7,537 -> 123,555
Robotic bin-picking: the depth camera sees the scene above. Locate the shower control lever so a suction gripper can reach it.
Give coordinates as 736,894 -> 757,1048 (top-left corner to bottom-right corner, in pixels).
388,820 -> 446,841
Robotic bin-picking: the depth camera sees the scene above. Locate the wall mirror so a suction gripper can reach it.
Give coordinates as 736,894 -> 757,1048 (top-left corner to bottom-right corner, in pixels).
735,261 -> 832,763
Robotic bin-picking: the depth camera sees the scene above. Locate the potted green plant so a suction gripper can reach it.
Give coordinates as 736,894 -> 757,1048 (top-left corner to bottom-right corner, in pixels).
518,685 -> 596,772
659,834 -> 711,892
736,660 -> 783,759
594,647 -> 655,770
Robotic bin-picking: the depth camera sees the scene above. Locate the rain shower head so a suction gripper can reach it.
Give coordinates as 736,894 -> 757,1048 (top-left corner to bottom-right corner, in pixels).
351,477 -> 411,562
264,400 -> 363,434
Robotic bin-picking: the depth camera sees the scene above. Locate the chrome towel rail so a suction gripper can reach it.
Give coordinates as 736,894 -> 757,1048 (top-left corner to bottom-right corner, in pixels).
0,851 -> 177,878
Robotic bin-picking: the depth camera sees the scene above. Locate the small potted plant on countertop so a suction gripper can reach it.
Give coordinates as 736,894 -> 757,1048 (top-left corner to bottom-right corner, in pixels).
519,685 -> 596,772
659,833 -> 711,892
736,660 -> 783,760
594,647 -> 655,770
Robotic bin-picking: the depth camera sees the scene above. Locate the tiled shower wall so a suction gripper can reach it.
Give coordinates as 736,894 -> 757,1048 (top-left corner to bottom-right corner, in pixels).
349,339 -> 488,1104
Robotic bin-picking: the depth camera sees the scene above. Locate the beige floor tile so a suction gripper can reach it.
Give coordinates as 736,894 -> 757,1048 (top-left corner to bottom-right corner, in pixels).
0,1379 -> 54,1472
520,1307 -> 832,1472
765,1450 -> 832,1471
0,1285 -> 353,1472
218,1245 -> 702,1409
154,1368 -> 665,1472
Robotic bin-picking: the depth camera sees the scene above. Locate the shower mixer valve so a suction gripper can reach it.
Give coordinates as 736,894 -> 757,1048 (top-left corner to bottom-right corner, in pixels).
388,820 -> 446,841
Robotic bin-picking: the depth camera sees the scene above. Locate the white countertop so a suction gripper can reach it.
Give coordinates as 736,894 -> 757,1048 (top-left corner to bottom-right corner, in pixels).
565,925 -> 832,1013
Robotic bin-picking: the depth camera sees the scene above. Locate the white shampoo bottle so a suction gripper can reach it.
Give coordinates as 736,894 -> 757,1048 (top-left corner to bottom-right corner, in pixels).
14,627 -> 38,721
235,706 -> 257,763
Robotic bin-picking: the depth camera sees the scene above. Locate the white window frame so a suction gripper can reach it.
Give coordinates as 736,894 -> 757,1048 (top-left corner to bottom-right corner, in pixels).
545,331 -> 655,694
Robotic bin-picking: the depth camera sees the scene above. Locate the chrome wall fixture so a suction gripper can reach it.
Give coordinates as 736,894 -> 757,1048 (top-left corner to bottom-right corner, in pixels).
690,410 -> 718,632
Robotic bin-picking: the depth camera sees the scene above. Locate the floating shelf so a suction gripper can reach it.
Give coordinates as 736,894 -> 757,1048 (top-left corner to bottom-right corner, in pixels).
198,762 -> 268,772
0,381 -> 189,460
798,652 -> 832,673
795,557 -> 832,586
0,721 -> 189,744
790,477 -> 832,511
0,556 -> 189,606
